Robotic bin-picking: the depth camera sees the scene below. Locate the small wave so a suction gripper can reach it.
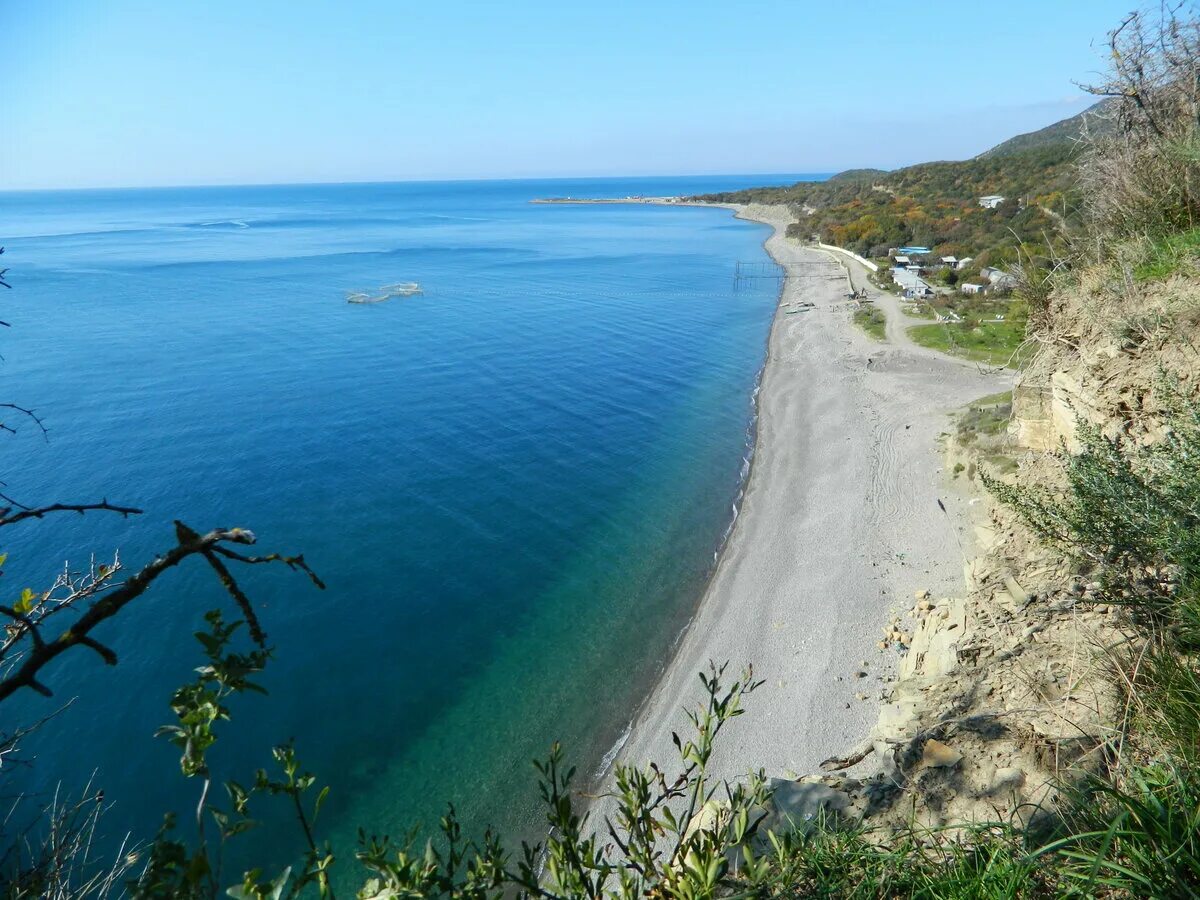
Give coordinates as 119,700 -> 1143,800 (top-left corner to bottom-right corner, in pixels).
593,719 -> 633,779
189,220 -> 250,229
8,225 -> 162,241
424,214 -> 489,222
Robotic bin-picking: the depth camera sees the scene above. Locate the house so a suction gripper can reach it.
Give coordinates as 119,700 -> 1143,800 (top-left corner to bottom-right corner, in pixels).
893,266 -> 933,297
893,255 -> 911,268
940,256 -> 958,267
955,256 -> 974,270
961,282 -> 986,295
979,195 -> 1005,209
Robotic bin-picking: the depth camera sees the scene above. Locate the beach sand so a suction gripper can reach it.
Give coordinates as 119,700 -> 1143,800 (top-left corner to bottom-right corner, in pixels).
602,204 -> 1009,795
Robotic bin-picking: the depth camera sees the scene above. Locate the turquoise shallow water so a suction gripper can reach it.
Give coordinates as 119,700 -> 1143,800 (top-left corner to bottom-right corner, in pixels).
0,176 -> 810,875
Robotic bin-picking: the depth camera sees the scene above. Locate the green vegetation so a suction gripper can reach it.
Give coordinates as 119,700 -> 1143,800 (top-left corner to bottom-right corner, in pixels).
1133,226 -> 1200,281
11,7 -> 1200,899
977,100 -> 1114,158
900,301 -> 936,320
852,305 -> 887,341
908,300 -> 1029,368
980,388 -> 1200,896
698,142 -> 1078,278
955,391 -> 1013,446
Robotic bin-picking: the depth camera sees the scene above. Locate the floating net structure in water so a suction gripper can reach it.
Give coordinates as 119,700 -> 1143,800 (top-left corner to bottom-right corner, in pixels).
346,282 -> 424,304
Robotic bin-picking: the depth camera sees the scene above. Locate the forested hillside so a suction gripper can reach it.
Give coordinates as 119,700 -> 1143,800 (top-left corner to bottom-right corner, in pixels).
696,105 -> 1111,273
977,99 -> 1113,158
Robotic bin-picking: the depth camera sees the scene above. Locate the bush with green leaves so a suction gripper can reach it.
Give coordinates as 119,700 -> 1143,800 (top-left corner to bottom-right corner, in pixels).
112,622 -> 775,899
980,383 -> 1200,897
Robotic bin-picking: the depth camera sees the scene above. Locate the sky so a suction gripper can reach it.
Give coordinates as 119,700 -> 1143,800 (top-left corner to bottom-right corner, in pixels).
1,0 -> 1145,190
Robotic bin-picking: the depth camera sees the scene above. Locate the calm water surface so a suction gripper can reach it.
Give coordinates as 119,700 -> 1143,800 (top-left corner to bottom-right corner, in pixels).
0,175 -> 812,875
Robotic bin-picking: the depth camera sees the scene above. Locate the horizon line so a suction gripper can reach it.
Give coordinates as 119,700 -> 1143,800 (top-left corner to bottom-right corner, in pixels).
0,170 -> 839,195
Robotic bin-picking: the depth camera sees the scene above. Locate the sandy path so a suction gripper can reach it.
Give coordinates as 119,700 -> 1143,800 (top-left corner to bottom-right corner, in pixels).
829,251 -> 986,365
599,206 -> 1009,797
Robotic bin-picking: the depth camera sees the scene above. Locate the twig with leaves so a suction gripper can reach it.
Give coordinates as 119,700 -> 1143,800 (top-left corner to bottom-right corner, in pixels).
0,522 -> 322,703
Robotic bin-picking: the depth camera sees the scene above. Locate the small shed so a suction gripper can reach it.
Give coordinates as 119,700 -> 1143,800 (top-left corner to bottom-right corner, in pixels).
979,195 -> 1005,209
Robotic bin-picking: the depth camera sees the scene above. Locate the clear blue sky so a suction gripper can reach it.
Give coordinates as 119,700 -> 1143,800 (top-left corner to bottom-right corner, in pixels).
2,0 -> 1139,190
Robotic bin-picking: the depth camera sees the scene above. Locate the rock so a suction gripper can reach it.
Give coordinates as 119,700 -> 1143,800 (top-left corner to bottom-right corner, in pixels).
760,778 -> 851,835
855,670 -> 868,679
920,739 -> 962,769
915,589 -> 930,600
876,641 -> 888,650
985,767 -> 1026,796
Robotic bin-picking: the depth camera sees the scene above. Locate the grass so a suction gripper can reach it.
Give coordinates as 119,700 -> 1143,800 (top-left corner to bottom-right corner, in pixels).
853,305 -> 888,341
907,297 -> 1029,367
903,302 -> 938,320
1133,226 -> 1200,281
956,391 -> 1013,446
737,824 -> 1049,899
908,299 -> 1029,367
908,320 -> 1028,367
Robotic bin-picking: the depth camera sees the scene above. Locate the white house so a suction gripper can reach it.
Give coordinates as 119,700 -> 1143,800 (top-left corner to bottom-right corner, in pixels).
961,282 -> 986,295
893,266 -> 933,296
955,256 -> 974,270
940,256 -> 958,266
893,255 -> 911,267
979,195 -> 1005,209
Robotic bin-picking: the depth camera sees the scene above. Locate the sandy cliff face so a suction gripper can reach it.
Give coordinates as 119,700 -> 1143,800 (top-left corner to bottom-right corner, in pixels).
792,270 -> 1200,834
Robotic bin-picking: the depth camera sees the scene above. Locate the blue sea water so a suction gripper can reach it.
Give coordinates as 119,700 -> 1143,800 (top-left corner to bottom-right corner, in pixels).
0,175 -> 811,877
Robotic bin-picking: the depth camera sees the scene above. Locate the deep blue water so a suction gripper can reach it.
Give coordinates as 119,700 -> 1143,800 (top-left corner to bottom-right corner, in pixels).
0,175 -> 809,878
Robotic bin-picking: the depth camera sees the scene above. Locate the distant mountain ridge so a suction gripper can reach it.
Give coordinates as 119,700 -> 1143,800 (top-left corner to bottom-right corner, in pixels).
977,98 -> 1116,159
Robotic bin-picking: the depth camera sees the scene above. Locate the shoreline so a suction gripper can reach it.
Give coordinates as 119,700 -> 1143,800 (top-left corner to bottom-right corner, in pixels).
597,203 -> 1010,798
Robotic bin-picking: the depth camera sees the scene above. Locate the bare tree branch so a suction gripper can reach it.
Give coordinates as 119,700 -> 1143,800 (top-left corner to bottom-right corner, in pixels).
0,404 -> 48,440
0,523 -> 323,704
0,500 -> 143,528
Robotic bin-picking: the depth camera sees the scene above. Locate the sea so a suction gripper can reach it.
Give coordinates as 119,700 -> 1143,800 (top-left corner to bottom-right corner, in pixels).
0,175 -> 815,880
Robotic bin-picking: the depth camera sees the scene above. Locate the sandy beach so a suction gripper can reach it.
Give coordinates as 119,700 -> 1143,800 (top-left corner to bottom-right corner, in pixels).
605,204 -> 1010,790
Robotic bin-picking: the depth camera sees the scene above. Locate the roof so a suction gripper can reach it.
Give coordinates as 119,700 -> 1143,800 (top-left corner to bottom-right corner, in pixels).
897,246 -> 931,254
941,256 -> 957,263
979,195 -> 1005,201
894,255 -> 910,264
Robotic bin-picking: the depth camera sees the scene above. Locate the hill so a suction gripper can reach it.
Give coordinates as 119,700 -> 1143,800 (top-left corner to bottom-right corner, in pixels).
695,110 -> 1092,273
978,98 -> 1116,158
